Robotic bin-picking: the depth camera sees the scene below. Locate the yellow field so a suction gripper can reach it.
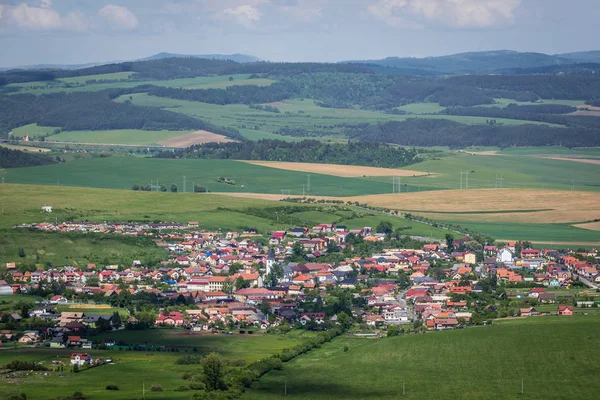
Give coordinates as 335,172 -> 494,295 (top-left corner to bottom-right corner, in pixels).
240,161 -> 434,177
348,189 -> 600,224
573,222 -> 600,231
157,130 -> 235,147
218,189 -> 600,225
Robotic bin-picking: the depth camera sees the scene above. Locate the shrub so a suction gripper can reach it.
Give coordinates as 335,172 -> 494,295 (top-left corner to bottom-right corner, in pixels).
174,385 -> 190,392
189,382 -> 206,391
105,385 -> 119,391
150,385 -> 163,392
343,346 -> 349,352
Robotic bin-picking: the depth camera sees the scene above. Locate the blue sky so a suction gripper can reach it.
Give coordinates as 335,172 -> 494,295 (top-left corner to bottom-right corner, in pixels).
0,0 -> 598,67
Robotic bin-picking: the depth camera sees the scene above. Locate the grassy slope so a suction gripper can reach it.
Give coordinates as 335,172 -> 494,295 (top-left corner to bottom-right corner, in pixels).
0,332 -> 305,400
2,157 -> 396,196
244,316 -> 600,400
10,123 -> 58,138
0,229 -> 168,266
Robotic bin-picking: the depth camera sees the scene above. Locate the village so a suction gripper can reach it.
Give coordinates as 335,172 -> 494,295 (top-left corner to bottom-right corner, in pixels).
2,218 -> 599,364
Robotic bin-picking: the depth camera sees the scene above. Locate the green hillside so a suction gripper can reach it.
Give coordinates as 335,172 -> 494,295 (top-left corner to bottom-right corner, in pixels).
244,316 -> 600,400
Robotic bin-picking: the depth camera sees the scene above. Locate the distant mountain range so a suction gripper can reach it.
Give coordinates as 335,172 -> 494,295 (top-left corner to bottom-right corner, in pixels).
343,50 -> 600,74
2,50 -> 600,75
137,52 -> 261,63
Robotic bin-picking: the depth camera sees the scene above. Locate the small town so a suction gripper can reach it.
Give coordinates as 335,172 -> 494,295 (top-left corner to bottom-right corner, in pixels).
2,220 -> 598,355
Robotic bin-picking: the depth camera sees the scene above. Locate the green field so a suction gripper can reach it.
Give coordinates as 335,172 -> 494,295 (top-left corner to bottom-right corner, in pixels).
0,332 -> 305,400
2,157 -> 399,196
244,315 -> 600,400
45,129 -> 191,146
445,221 -> 600,244
387,152 -> 600,192
114,94 -> 564,143
7,74 -> 275,96
396,102 -> 447,114
10,123 -> 59,138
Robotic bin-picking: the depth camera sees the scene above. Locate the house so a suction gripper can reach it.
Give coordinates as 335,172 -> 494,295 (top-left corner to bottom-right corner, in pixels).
558,306 -> 573,316
520,307 -> 539,317
18,331 -> 41,345
463,252 -> 477,265
49,295 -> 68,304
496,248 -> 514,264
50,336 -> 66,348
70,353 -> 92,367
155,311 -> 185,326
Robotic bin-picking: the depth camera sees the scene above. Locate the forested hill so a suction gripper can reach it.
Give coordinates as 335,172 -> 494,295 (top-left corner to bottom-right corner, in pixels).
155,140 -> 423,168
0,90 -> 243,140
0,147 -> 56,168
345,119 -> 600,148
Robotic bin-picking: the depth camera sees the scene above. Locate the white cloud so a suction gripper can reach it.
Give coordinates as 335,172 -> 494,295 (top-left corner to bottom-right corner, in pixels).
98,5 -> 139,30
223,5 -> 262,28
0,2 -> 88,31
368,0 -> 521,29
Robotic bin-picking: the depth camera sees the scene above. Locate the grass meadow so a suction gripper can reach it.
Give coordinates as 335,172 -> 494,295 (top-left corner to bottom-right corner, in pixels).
1,157 -> 398,196
0,331 -> 308,400
244,315 -> 600,400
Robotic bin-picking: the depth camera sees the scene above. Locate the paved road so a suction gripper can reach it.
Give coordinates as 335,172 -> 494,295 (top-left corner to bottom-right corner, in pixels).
575,273 -> 598,289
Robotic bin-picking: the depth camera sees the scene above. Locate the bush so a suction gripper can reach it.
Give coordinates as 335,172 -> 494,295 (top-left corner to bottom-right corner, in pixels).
6,360 -> 48,371
150,385 -> 163,392
174,385 -> 190,392
343,345 -> 349,352
105,385 -> 119,391
189,382 -> 206,390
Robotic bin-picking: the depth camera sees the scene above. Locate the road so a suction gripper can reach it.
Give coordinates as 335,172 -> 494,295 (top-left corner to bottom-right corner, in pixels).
575,274 -> 599,289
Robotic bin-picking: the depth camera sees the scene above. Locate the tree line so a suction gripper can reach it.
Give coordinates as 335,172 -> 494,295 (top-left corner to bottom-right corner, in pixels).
345,118 -> 600,148
155,139 -> 423,168
0,147 -> 57,168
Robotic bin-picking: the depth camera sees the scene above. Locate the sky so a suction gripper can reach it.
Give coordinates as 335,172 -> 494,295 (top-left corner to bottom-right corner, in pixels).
0,0 -> 599,67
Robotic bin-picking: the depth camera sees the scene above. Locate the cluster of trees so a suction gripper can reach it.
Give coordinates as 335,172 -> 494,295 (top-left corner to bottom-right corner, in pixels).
146,84 -> 292,106
447,75 -> 600,100
443,104 -> 600,129
156,139 -> 422,168
131,183 -> 179,192
345,118 -> 600,148
0,147 -> 57,168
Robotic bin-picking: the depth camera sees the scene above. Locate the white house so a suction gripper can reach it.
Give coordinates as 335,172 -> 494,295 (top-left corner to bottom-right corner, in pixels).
70,353 -> 92,367
496,248 -> 514,264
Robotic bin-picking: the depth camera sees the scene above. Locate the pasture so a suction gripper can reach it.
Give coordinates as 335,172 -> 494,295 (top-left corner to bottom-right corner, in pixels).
114,94 -> 564,144
0,229 -> 169,267
0,331 -> 304,400
10,123 -> 58,139
244,315 -> 600,400
1,157 -> 398,196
